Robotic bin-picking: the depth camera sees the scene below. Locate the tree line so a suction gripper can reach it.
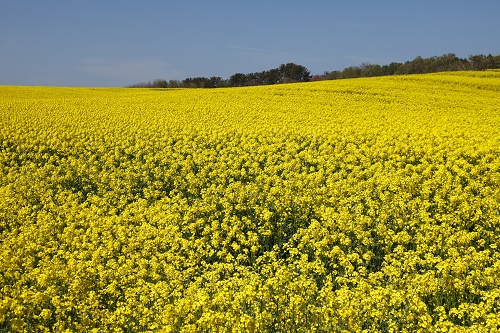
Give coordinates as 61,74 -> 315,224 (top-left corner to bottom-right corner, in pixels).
128,53 -> 500,88
128,63 -> 310,88
314,53 -> 500,81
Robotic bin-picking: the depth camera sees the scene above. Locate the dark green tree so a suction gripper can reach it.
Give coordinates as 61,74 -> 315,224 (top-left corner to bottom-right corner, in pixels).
228,73 -> 247,87
278,63 -> 311,83
152,79 -> 168,88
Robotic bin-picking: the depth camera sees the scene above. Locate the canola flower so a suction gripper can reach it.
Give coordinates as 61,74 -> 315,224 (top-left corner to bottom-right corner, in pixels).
1,71 -> 500,332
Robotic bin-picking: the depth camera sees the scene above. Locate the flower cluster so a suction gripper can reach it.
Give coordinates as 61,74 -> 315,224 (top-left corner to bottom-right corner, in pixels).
1,71 -> 500,332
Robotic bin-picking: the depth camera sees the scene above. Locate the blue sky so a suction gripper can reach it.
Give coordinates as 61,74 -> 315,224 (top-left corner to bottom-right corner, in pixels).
1,0 -> 499,87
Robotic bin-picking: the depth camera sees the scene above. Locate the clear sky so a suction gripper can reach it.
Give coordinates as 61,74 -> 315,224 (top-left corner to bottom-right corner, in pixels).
1,0 -> 499,87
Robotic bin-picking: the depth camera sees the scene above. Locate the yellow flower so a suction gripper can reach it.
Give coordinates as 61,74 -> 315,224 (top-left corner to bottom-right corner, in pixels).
1,71 -> 499,332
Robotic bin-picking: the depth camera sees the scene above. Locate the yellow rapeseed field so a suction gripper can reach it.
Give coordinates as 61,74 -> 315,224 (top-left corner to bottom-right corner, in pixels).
1,71 -> 500,332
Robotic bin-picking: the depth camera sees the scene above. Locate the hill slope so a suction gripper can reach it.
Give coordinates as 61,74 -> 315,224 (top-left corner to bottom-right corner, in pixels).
1,71 -> 500,332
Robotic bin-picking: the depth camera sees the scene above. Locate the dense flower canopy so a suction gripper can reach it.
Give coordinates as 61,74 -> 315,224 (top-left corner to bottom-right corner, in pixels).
1,71 -> 500,332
